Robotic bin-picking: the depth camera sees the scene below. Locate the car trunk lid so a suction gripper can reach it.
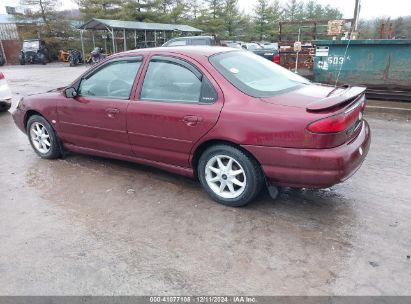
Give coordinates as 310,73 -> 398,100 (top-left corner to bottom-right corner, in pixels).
306,85 -> 366,112
260,83 -> 365,110
260,83 -> 367,148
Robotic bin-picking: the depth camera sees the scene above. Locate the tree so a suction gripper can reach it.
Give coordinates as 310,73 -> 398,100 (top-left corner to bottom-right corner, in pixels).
253,0 -> 281,41
224,0 -> 241,38
157,0 -> 174,14
284,0 -> 303,21
393,17 -> 406,38
253,0 -> 271,40
20,0 -> 59,26
268,0 -> 282,37
206,0 -> 224,19
322,4 -> 343,20
189,0 -> 202,19
304,0 -> 323,20
118,0 -> 160,21
169,0 -> 189,24
194,0 -> 225,38
75,0 -> 123,20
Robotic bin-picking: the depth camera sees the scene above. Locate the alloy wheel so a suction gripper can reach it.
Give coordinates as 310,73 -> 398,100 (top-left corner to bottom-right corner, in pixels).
205,155 -> 247,199
30,122 -> 51,154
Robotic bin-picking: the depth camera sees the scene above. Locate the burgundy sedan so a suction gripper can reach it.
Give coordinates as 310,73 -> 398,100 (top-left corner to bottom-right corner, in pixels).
13,47 -> 370,206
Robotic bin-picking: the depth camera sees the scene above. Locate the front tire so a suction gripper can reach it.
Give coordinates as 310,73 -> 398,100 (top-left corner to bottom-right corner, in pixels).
27,115 -> 61,159
198,144 -> 264,207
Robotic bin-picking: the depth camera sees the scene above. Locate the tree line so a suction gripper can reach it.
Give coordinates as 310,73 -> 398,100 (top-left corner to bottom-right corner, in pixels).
74,0 -> 345,40
20,0 -> 344,41
17,0 -> 411,47
358,16 -> 411,39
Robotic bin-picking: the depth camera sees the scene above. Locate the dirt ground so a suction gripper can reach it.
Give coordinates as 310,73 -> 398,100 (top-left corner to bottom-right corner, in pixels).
0,64 -> 410,295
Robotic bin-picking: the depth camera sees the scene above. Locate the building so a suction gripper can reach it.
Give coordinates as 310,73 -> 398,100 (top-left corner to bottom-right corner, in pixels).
78,18 -> 203,58
0,13 -> 21,64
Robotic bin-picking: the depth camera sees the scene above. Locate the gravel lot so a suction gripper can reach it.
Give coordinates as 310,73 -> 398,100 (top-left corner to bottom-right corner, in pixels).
1,63 -> 410,295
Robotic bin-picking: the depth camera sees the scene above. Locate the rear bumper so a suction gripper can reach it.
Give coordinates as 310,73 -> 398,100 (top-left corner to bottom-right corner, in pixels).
243,120 -> 371,188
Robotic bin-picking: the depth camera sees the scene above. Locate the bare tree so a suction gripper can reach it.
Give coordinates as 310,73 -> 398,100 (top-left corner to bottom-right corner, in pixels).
20,0 -> 59,25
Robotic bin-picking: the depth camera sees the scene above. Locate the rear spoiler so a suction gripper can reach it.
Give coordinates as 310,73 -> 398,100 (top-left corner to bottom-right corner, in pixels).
307,86 -> 366,112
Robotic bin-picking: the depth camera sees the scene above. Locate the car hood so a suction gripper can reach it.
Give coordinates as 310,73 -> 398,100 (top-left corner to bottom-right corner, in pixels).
260,83 -> 366,111
48,87 -> 66,93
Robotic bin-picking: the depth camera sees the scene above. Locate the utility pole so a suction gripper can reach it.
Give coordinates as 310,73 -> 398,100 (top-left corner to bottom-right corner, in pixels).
351,0 -> 361,38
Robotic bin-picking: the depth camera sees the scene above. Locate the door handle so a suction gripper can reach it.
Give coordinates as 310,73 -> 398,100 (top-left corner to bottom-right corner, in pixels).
105,107 -> 120,118
183,115 -> 200,126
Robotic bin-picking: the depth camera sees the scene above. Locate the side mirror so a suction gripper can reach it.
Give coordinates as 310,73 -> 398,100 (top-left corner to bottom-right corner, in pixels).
64,87 -> 77,98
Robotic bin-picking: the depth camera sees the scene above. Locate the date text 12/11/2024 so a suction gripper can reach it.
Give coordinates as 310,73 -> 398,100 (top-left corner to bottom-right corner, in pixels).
149,296 -> 257,303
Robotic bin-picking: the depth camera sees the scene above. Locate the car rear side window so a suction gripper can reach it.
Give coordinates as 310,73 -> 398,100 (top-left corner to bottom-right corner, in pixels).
140,58 -> 203,103
78,57 -> 142,99
210,51 -> 310,97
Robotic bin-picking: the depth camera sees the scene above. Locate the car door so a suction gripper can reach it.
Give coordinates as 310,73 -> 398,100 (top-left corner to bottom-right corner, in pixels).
57,56 -> 143,156
127,55 -> 224,168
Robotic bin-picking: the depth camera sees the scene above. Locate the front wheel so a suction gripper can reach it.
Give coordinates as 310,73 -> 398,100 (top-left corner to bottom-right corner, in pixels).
27,115 -> 61,159
198,145 -> 264,207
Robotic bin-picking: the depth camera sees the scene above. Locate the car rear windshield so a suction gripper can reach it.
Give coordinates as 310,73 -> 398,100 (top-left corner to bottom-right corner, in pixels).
210,51 -> 310,97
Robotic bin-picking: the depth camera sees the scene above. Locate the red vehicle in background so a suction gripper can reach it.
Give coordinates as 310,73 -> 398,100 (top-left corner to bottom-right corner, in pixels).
12,47 -> 370,207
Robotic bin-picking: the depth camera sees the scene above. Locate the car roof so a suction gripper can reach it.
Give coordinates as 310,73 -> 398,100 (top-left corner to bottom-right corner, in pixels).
171,36 -> 213,40
120,46 -> 235,58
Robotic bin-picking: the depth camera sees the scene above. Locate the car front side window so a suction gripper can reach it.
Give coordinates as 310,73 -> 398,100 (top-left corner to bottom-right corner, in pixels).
78,57 -> 142,99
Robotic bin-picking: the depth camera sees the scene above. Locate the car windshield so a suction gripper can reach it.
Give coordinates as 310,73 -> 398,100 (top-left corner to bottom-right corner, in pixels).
246,44 -> 262,50
263,44 -> 277,49
23,41 -> 39,49
227,43 -> 242,49
210,51 -> 310,97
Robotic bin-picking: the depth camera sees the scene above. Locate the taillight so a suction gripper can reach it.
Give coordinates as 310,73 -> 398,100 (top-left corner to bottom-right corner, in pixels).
273,54 -> 280,64
0,72 -> 4,80
308,95 -> 365,134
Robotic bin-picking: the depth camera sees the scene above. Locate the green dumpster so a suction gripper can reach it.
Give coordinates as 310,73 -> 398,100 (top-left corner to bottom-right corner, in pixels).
313,39 -> 411,93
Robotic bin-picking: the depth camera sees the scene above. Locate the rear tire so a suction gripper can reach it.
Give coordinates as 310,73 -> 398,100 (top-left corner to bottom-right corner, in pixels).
27,115 -> 61,159
198,144 -> 264,207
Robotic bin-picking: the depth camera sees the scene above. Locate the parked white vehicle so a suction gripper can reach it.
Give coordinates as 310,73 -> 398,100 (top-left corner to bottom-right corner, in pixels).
0,72 -> 12,112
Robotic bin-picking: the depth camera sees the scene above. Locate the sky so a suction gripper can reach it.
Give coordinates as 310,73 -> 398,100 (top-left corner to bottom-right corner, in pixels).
0,0 -> 410,19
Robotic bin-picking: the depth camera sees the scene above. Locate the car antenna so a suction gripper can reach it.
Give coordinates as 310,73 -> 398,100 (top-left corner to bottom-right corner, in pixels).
335,0 -> 360,88
334,37 -> 351,88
